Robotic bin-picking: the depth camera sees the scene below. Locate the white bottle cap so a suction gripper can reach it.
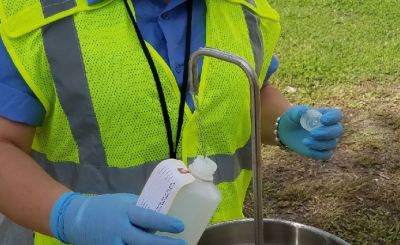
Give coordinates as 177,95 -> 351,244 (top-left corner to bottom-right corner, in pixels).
300,109 -> 323,132
188,156 -> 217,182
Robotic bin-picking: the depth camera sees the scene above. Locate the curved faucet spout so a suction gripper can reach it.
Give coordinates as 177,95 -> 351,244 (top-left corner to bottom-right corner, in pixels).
188,47 -> 264,245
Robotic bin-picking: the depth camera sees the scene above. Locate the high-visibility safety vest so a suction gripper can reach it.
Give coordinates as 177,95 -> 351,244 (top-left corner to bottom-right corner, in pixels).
0,0 -> 280,244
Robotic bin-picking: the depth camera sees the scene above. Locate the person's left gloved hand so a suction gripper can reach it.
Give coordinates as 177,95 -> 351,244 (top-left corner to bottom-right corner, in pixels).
278,106 -> 343,160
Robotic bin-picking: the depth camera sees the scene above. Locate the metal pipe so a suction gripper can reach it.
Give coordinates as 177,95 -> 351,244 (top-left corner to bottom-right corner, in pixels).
189,47 -> 263,245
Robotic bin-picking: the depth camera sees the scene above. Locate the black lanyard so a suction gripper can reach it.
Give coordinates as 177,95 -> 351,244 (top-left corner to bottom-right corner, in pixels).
123,0 -> 193,159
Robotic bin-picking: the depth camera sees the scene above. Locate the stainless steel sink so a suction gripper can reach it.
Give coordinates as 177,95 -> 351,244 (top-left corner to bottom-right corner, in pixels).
198,219 -> 350,245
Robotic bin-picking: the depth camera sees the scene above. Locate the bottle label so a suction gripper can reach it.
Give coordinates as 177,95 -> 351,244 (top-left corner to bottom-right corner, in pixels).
136,159 -> 195,214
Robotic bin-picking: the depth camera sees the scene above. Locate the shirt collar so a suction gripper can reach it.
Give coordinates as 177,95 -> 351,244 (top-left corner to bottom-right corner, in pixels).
88,0 -> 190,12
163,0 -> 188,13
87,0 -> 104,5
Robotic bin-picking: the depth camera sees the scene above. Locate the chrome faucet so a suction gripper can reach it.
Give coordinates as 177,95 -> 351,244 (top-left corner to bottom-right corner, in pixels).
189,47 -> 264,245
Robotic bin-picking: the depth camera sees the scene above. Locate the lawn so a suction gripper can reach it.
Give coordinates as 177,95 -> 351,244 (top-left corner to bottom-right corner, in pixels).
243,0 -> 400,244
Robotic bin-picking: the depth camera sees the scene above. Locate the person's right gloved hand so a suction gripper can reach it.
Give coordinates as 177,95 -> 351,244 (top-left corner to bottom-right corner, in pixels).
50,192 -> 187,245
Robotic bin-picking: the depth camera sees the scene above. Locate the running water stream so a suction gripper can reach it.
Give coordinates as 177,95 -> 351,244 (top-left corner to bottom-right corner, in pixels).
193,95 -> 207,158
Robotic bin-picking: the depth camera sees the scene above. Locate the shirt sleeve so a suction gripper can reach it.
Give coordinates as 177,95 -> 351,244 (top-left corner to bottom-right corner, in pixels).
262,54 -> 279,87
0,37 -> 45,126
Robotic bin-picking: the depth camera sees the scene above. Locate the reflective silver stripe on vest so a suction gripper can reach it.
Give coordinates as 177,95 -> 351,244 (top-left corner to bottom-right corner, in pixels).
242,0 -> 264,77
0,215 -> 33,245
40,0 -> 77,18
33,143 -> 252,194
187,141 -> 252,185
42,16 -> 108,167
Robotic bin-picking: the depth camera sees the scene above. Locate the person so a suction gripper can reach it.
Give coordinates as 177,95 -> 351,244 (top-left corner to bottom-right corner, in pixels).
0,0 -> 343,244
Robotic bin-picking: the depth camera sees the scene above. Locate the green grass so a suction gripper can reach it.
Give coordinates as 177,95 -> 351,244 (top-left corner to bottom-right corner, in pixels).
268,0 -> 400,90
329,208 -> 400,244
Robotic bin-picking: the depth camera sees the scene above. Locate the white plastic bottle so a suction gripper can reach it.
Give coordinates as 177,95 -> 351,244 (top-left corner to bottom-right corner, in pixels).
157,156 -> 222,245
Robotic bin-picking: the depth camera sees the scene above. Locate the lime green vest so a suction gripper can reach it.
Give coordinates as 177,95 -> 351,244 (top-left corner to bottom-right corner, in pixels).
0,0 -> 280,244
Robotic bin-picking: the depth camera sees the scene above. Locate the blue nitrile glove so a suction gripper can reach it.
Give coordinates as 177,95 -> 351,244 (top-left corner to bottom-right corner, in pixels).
278,106 -> 343,160
50,192 -> 187,245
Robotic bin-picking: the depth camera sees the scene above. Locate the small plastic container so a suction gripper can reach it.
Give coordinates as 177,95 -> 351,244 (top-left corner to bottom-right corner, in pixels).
300,109 -> 323,132
156,156 -> 222,245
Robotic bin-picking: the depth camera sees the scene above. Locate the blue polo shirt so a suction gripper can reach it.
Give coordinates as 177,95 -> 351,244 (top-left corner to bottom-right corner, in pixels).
0,0 -> 279,127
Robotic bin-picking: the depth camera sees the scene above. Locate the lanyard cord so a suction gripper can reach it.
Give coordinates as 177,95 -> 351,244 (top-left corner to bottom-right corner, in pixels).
175,0 -> 193,159
123,0 -> 193,159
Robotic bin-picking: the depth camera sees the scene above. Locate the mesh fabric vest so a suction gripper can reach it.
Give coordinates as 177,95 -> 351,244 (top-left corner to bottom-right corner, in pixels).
0,0 -> 280,244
